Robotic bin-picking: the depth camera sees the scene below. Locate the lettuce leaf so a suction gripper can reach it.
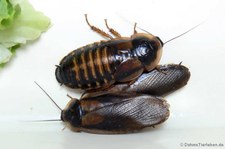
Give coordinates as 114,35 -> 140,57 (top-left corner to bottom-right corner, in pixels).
0,0 -> 21,30
0,0 -> 50,66
0,44 -> 12,64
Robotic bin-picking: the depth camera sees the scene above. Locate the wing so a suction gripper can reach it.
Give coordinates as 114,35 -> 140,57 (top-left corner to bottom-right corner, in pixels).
82,64 -> 190,98
114,58 -> 144,82
80,94 -> 169,134
128,64 -> 191,95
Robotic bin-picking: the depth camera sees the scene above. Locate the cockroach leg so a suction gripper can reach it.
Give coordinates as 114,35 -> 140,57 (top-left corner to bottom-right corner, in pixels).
85,14 -> 113,39
133,22 -> 138,34
128,78 -> 138,86
55,65 -> 61,68
62,126 -> 66,131
67,94 -> 74,100
155,65 -> 167,75
104,19 -> 121,38
80,91 -> 86,99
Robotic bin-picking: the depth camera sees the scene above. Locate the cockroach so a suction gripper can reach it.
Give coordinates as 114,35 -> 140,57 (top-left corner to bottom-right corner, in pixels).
35,82 -> 169,134
83,63 -> 191,98
55,15 -> 199,92
56,14 -> 163,91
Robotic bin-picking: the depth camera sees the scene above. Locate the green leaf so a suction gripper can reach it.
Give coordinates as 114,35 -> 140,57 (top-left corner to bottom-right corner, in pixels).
0,0 -> 50,66
0,44 -> 12,65
0,0 -> 21,30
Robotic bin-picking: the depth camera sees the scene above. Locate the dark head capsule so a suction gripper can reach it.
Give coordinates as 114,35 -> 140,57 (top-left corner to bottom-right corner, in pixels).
131,33 -> 163,71
61,99 -> 83,126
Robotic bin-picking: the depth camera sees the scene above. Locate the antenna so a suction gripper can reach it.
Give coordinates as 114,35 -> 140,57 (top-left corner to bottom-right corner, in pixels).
117,13 -> 203,45
136,27 -> 154,36
34,81 -> 62,111
138,22 -> 203,45
22,119 -> 61,122
164,22 -> 203,45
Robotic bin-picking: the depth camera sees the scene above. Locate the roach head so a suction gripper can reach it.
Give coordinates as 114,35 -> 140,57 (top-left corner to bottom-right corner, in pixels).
61,99 -> 82,127
132,36 -> 163,71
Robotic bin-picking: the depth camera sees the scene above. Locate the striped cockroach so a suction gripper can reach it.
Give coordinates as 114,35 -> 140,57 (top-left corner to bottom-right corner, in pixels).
55,15 -> 200,92
55,14 -> 165,91
55,14 -> 198,92
35,82 -> 169,134
83,63 -> 191,98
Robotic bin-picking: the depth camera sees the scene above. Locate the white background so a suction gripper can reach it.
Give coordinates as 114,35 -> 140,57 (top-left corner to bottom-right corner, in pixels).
0,0 -> 225,148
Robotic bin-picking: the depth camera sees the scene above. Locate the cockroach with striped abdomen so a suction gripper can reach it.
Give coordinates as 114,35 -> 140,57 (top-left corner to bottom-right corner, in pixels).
55,14 -> 164,92
55,14 -> 198,93
35,82 -> 169,134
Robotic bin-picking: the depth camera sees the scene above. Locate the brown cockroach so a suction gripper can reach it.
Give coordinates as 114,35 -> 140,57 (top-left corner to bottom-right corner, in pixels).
35,82 -> 169,134
55,14 -> 198,92
55,14 -> 164,91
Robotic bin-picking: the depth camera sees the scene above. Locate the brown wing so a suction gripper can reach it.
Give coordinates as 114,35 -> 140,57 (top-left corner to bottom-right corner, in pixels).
80,94 -> 170,134
82,64 -> 190,98
127,64 -> 191,95
114,58 -> 144,82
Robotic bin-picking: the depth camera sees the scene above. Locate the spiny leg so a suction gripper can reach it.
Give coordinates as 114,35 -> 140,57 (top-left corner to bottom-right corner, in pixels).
85,14 -> 113,39
67,94 -> 75,100
133,22 -> 138,34
155,65 -> 167,75
104,19 -> 121,38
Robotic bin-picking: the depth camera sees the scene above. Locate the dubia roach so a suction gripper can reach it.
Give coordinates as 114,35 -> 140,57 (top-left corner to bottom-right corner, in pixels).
55,14 -> 163,91
83,64 -> 191,98
62,93 -> 169,134
35,82 -> 170,134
